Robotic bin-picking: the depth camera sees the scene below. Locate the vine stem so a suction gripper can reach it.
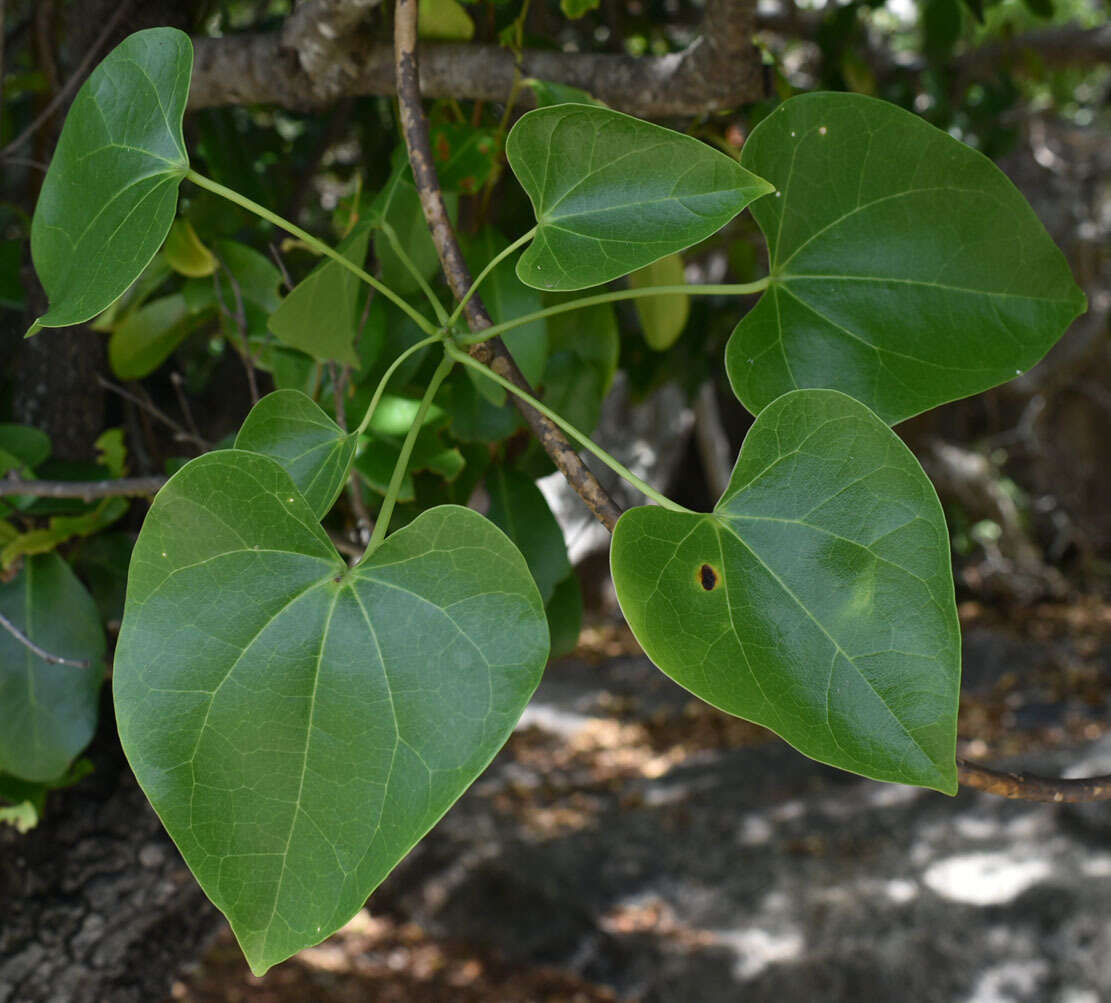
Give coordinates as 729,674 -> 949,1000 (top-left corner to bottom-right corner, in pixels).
393,0 -> 622,532
360,353 -> 456,559
185,169 -> 439,337
446,343 -> 689,514
353,333 -> 445,439
447,226 -> 537,330
458,278 -> 771,345
957,759 -> 1111,803
377,218 -> 450,325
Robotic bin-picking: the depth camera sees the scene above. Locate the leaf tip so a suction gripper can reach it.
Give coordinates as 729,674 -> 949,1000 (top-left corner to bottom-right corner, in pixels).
24,321 -> 43,339
245,954 -> 273,978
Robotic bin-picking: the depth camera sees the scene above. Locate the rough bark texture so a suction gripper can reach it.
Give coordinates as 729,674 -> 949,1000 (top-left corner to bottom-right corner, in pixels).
0,696 -> 221,1003
11,291 -> 105,462
190,0 -> 764,117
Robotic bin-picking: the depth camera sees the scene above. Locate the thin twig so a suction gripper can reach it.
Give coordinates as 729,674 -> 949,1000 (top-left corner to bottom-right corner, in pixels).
693,381 -> 733,502
2,155 -> 47,172
393,0 -> 622,531
328,530 -> 363,559
958,759 -> 1111,803
0,0 -> 134,159
0,609 -> 94,668
170,372 -> 205,448
212,263 -> 261,405
97,375 -> 210,452
269,241 -> 294,291
0,476 -> 166,499
329,362 -> 349,429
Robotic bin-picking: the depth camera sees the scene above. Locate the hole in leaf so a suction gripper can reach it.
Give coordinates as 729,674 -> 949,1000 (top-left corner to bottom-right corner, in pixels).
699,564 -> 718,591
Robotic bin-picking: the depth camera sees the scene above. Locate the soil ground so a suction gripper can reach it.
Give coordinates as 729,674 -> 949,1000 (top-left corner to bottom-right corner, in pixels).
168,603 -> 1111,1003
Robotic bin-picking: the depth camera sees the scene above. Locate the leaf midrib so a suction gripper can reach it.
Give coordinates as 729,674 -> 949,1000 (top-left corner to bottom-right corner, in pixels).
775,272 -> 1080,305
711,513 -> 941,770
259,586 -> 341,961
770,185 -> 1003,274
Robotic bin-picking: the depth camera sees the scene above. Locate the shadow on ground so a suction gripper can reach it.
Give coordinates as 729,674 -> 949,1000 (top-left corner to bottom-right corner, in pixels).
171,616 -> 1111,1003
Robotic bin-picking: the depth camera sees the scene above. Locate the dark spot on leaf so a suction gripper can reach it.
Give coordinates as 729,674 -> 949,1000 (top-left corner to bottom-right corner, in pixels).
699,564 -> 718,591
435,134 -> 451,162
459,175 -> 476,194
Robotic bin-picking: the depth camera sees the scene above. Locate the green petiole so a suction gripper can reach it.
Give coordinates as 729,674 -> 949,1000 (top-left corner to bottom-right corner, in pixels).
457,277 -> 770,345
444,342 -> 691,514
360,351 -> 456,560
376,218 -> 450,326
185,170 -> 440,337
448,226 -> 537,330
353,333 -> 445,439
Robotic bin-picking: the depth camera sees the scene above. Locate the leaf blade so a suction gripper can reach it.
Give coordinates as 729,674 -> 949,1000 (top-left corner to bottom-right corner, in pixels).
611,389 -> 960,793
507,105 -> 773,291
728,92 -> 1086,423
267,223 -> 371,367
114,452 -> 548,975
0,554 -> 104,782
29,28 -> 192,330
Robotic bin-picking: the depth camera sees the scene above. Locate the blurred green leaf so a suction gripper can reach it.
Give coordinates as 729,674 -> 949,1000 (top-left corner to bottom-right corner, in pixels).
630,253 -> 690,351
486,468 -> 571,604
419,0 -> 475,39
108,294 -> 213,380
164,219 -> 217,278
268,223 -> 371,367
0,554 -> 104,782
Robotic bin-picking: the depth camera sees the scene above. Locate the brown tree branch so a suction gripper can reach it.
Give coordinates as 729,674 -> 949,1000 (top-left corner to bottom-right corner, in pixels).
190,0 -> 763,117
393,0 -> 622,532
957,758 -> 1111,803
0,476 -> 166,499
282,0 -> 384,102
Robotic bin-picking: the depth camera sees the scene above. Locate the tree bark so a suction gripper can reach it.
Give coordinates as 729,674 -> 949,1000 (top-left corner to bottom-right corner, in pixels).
190,0 -> 764,117
0,697 -> 221,1003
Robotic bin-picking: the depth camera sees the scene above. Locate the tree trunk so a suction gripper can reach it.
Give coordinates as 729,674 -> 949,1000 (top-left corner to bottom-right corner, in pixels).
0,694 -> 221,1003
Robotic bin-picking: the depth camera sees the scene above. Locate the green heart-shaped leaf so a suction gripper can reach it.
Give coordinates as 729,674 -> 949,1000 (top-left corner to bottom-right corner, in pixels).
507,105 -> 774,291
0,553 -> 104,782
728,92 -> 1086,424
234,391 -> 357,519
29,28 -> 192,333
611,390 -> 960,793
114,451 -> 548,974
